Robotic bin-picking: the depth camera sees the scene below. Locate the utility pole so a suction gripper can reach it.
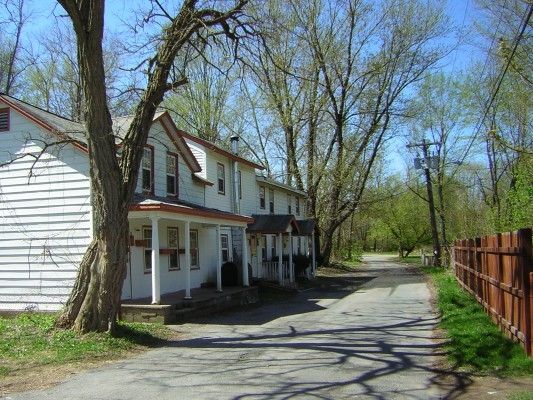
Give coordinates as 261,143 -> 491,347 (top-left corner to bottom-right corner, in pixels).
407,139 -> 441,266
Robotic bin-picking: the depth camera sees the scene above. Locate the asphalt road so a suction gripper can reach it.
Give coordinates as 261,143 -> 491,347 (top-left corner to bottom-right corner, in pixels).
11,254 -> 447,399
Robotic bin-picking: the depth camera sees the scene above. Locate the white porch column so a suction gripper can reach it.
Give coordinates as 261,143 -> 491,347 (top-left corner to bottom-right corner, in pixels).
242,226 -> 249,286
184,220 -> 192,299
150,216 -> 160,304
312,231 -> 316,275
216,225 -> 222,292
288,230 -> 293,284
277,233 -> 283,285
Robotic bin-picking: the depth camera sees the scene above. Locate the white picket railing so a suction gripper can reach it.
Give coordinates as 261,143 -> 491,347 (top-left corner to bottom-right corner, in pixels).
260,261 -> 294,286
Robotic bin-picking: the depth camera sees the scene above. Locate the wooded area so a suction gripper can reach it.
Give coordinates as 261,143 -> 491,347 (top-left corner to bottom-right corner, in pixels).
1,0 -> 533,331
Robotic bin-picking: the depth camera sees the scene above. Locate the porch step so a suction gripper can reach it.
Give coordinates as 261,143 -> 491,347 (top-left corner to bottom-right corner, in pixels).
254,279 -> 298,294
120,286 -> 259,325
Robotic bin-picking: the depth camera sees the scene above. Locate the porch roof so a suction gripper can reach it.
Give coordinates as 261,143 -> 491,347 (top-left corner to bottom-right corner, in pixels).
247,214 -> 300,234
296,219 -> 318,236
129,194 -> 253,224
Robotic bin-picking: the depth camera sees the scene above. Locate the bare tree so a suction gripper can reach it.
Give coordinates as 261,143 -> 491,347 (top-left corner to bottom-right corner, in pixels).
54,0 -> 248,333
0,0 -> 31,95
293,0 -> 452,264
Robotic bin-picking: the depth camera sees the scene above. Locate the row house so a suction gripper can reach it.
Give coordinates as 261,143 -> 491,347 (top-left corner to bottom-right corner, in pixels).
0,93 -> 316,312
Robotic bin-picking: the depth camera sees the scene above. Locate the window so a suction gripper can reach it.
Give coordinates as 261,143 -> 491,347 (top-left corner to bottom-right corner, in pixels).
261,235 -> 267,261
0,108 -> 9,131
168,227 -> 179,270
143,227 -> 152,273
259,187 -> 266,209
287,194 -> 292,214
295,197 -> 300,216
271,235 -> 277,259
217,163 -> 225,194
190,230 -> 199,269
221,234 -> 229,263
141,146 -> 154,194
166,152 -> 178,197
269,189 -> 275,214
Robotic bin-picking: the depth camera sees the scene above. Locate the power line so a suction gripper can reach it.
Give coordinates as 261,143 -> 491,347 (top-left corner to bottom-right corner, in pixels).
458,2 -> 533,168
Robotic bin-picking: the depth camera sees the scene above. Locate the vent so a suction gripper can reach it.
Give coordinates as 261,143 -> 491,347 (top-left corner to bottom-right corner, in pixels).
0,108 -> 8,131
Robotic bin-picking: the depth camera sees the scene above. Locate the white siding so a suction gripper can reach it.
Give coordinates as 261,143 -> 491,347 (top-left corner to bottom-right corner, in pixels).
0,111 -> 91,312
124,219 -> 219,299
239,165 -> 259,216
204,153 -> 233,212
137,123 -> 205,205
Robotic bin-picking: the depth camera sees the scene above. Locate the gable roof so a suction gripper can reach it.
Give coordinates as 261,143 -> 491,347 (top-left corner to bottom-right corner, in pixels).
296,219 -> 317,236
247,214 -> 300,234
112,111 -> 201,173
179,130 -> 265,170
0,93 -> 87,152
0,94 -> 201,174
256,175 -> 307,197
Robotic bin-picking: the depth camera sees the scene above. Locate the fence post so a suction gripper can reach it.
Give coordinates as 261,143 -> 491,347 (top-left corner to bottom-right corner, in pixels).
520,228 -> 533,356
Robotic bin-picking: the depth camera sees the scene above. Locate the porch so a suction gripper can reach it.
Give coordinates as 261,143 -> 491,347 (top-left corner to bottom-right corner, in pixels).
120,285 -> 259,325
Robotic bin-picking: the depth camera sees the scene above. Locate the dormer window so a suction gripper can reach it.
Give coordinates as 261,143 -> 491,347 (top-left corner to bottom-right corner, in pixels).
141,146 -> 154,194
0,108 -> 9,131
217,163 -> 225,194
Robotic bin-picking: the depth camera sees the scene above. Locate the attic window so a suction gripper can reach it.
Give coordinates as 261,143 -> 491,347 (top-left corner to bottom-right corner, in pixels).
0,108 -> 9,131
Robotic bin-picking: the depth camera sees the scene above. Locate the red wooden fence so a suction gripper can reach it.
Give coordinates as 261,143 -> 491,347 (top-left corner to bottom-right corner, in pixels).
454,228 -> 533,356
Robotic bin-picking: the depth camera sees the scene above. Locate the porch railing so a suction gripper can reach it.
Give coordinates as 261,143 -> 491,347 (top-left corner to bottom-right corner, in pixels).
260,261 -> 294,286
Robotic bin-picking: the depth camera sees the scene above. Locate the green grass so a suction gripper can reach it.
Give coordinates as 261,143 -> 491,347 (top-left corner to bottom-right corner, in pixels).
423,266 -> 533,376
0,313 -> 174,377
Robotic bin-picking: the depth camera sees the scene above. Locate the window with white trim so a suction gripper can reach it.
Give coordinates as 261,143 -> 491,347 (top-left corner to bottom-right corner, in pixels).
166,153 -> 178,197
143,227 -> 152,273
295,197 -> 300,216
259,187 -> 266,209
190,230 -> 199,269
269,189 -> 275,214
261,235 -> 267,261
287,194 -> 292,214
221,234 -> 229,263
217,163 -> 225,194
168,227 -> 179,270
141,147 -> 154,194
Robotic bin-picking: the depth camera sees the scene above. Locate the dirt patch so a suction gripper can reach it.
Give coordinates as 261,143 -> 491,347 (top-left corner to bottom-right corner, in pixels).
434,370 -> 533,399
1,357 -> 121,396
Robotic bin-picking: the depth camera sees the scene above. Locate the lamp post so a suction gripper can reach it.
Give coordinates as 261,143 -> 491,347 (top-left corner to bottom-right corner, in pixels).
407,139 -> 441,266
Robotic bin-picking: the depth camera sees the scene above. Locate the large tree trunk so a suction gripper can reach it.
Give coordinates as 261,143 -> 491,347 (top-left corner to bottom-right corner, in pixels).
55,0 -> 248,333
55,0 -> 130,333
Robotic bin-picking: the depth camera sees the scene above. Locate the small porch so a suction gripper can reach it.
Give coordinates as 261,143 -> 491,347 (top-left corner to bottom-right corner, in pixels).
120,285 -> 259,324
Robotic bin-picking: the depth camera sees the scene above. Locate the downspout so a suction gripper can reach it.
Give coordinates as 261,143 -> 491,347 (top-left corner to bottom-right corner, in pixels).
230,135 -> 240,215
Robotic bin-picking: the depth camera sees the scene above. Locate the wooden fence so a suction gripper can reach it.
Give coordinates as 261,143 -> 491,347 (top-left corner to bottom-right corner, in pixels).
454,228 -> 533,356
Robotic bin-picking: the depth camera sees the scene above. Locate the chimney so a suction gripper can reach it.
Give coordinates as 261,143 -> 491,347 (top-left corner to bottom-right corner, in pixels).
230,135 -> 239,155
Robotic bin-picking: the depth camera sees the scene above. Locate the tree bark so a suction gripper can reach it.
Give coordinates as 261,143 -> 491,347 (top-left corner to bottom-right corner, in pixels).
55,0 -> 248,333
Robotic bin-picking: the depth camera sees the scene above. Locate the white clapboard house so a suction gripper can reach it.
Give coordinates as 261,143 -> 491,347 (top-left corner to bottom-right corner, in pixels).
0,93 -> 317,313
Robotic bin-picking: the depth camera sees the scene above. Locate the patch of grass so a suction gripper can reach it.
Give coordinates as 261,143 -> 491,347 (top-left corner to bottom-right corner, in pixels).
0,313 -> 175,377
423,266 -> 533,376
317,261 -> 360,276
509,393 -> 533,400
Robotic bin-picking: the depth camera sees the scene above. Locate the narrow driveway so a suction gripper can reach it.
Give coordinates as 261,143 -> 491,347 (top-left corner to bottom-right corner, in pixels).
13,254 -> 447,399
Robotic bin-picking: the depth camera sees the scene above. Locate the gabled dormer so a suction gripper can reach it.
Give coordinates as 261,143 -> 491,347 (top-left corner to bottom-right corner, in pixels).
112,112 -> 203,203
